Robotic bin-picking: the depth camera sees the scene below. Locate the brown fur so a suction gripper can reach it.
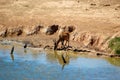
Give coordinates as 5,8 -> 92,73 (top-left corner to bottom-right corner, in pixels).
54,32 -> 70,50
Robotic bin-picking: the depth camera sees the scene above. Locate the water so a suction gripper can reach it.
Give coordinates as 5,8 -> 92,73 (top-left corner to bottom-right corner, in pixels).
0,44 -> 120,80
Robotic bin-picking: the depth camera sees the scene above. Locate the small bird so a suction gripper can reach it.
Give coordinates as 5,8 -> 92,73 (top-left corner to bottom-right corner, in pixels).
24,43 -> 27,48
10,46 -> 14,54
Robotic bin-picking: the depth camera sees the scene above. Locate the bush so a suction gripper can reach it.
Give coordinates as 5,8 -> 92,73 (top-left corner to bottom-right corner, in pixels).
109,37 -> 120,54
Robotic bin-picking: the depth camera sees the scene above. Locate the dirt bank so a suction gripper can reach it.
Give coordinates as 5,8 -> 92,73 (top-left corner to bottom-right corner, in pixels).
0,25 -> 120,58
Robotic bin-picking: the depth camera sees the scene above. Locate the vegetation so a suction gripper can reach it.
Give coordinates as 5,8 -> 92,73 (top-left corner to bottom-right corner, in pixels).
107,58 -> 120,67
109,37 -> 120,54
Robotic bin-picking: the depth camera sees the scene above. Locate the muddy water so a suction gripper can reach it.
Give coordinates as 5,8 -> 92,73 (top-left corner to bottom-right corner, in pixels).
0,44 -> 120,80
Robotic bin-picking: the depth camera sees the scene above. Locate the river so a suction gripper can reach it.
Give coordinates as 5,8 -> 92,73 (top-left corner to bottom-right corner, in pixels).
0,43 -> 120,80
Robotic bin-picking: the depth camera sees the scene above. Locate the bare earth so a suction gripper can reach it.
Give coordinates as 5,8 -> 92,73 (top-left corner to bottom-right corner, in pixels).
0,0 -> 120,56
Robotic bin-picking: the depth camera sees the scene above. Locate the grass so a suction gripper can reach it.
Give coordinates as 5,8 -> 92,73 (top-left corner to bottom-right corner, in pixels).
107,57 -> 120,66
109,37 -> 120,54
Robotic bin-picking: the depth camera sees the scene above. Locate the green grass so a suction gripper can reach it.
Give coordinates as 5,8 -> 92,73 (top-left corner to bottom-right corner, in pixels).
107,57 -> 120,66
109,37 -> 120,54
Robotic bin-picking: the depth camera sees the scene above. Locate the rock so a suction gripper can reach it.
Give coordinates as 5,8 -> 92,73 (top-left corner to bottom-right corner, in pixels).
0,25 -> 7,37
46,24 -> 59,35
24,25 -> 43,35
90,3 -> 96,6
35,25 -> 43,34
103,4 -> 111,6
71,32 -> 78,40
115,4 -> 120,10
7,27 -> 23,36
79,32 -> 92,46
67,26 -> 76,33
44,45 -> 52,49
0,29 -> 7,37
96,53 -> 102,56
73,32 -> 111,52
109,54 -> 120,58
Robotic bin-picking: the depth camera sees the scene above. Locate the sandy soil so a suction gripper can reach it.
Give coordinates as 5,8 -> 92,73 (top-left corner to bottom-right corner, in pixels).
0,0 -> 120,33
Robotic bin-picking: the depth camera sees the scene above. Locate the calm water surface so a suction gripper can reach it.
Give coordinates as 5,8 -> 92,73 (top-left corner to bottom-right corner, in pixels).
0,44 -> 120,80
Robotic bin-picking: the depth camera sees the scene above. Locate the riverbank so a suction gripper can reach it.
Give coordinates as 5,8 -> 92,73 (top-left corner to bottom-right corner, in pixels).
0,37 -> 120,58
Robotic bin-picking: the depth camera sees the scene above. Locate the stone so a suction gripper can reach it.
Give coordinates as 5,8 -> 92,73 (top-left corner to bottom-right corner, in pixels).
46,24 -> 59,35
7,27 -> 23,36
0,29 -> 7,37
24,25 -> 43,35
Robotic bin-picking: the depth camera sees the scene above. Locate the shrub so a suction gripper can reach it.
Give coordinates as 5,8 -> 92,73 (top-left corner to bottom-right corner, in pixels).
109,37 -> 120,54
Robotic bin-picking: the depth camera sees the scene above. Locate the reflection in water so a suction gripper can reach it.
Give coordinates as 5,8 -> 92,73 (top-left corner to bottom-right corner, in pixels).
10,54 -> 14,61
107,58 -> 120,67
10,46 -> 14,61
54,51 -> 70,70
24,49 -> 27,53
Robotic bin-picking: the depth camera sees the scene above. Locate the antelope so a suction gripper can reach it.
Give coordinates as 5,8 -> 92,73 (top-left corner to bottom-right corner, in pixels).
53,25 -> 75,50
53,31 -> 70,50
58,26 -> 66,36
